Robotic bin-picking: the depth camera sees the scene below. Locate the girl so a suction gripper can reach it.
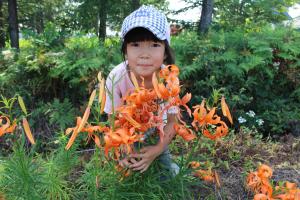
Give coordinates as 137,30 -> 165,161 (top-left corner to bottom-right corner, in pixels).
104,5 -> 179,175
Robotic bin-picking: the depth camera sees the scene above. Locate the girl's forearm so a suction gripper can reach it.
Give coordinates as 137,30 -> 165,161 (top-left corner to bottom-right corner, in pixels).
157,114 -> 177,152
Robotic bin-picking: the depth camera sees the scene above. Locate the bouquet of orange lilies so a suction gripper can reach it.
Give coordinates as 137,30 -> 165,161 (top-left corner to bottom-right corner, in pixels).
246,164 -> 300,200
65,65 -> 233,161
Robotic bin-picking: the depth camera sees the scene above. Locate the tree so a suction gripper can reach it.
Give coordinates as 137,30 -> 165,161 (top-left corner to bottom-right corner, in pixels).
179,0 -> 299,32
18,0 -> 67,33
98,0 -> 107,41
8,0 -> 19,49
72,0 -> 168,42
214,0 -> 300,29
0,0 -> 5,48
198,0 -> 213,33
131,0 -> 140,10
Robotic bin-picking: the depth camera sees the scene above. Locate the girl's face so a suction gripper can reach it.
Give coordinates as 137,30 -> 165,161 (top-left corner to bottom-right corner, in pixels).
126,40 -> 165,80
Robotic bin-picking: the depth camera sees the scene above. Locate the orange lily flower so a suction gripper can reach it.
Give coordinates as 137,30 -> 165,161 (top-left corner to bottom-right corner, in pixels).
65,106 -> 91,150
0,115 -> 35,145
0,116 -> 16,137
152,65 -> 181,101
274,181 -> 300,200
157,83 -> 170,100
84,124 -> 109,149
257,164 -> 273,179
190,161 -> 221,187
176,93 -> 192,117
243,164 -> 300,199
65,115 -> 109,150
118,106 -> 142,129
188,161 -> 201,169
192,98 -> 231,140
174,123 -> 196,141
247,171 -> 262,194
104,130 -> 123,159
159,64 -> 179,79
65,88 -> 98,150
193,169 -> 220,185
260,179 -> 273,197
192,99 -> 207,129
253,194 -> 270,200
103,127 -> 143,159
193,169 -> 214,182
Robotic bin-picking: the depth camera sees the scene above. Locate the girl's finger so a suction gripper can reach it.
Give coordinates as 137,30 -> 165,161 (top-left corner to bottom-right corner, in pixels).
129,158 -> 137,164
119,159 -> 130,168
132,164 -> 147,171
130,160 -> 144,168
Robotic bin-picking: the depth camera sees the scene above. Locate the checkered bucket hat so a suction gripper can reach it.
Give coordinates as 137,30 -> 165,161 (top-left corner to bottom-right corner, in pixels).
121,5 -> 170,44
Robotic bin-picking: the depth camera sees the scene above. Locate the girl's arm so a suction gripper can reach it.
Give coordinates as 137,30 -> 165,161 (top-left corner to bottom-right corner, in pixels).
129,113 -> 177,173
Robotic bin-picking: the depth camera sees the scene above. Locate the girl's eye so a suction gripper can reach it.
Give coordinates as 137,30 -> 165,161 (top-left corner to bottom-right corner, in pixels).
130,42 -> 139,47
152,43 -> 161,47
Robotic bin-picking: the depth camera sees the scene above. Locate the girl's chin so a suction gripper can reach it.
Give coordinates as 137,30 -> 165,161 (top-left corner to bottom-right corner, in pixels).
135,70 -> 156,77
136,73 -> 152,79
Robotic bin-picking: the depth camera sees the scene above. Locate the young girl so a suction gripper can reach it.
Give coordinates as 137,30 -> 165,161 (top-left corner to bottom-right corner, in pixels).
104,5 -> 179,175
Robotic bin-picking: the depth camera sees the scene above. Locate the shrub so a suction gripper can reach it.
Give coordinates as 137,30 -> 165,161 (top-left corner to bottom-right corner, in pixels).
172,25 -> 300,136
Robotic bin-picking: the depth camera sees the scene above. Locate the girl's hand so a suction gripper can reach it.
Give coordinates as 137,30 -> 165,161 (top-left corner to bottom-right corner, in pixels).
119,157 -> 138,168
129,144 -> 164,173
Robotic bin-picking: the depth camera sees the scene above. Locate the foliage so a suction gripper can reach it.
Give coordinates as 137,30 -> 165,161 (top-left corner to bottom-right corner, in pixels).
30,98 -> 78,132
50,36 -> 121,85
0,140 -> 78,200
73,146 -> 204,200
0,33 -> 121,140
172,25 -> 300,136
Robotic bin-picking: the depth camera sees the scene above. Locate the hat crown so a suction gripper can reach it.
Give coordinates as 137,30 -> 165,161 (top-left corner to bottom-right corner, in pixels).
121,5 -> 170,44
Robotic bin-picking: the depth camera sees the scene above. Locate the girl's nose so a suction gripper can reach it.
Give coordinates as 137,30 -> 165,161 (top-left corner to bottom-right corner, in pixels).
139,47 -> 151,59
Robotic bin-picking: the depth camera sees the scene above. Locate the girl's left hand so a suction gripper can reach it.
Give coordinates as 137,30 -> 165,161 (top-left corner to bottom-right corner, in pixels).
129,145 -> 164,173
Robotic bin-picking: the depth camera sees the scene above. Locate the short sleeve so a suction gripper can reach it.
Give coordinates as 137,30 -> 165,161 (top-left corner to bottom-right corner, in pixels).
104,72 -> 122,114
103,61 -> 132,114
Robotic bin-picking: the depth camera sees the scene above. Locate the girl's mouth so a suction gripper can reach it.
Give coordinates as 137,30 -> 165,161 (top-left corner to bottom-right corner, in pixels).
138,64 -> 152,67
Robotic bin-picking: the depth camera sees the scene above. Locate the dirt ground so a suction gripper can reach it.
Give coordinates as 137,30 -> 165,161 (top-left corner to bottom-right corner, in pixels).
191,133 -> 300,199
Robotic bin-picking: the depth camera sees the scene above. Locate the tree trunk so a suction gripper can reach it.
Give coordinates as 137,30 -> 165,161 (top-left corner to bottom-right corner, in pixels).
98,0 -> 107,42
0,0 -> 5,48
131,0 -> 140,11
35,11 -> 44,34
198,0 -> 214,34
8,0 -> 19,49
